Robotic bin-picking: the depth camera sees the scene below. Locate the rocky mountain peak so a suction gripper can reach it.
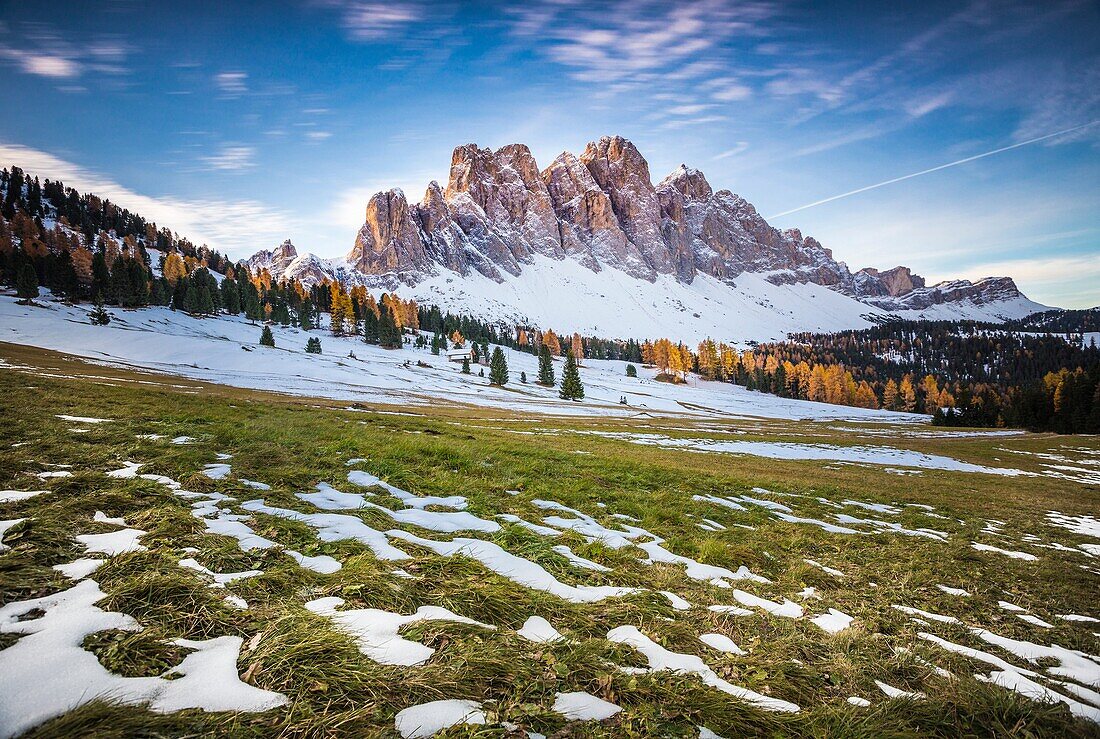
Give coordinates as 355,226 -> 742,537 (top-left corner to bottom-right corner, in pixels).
331,135 -> 1029,315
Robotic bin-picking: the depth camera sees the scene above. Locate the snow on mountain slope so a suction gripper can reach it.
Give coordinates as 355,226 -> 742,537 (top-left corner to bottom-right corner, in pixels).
249,135 -> 1048,342
392,256 -> 886,344
0,294 -> 921,423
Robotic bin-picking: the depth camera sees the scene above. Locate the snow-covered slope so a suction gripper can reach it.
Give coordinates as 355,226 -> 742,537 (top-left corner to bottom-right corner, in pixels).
250,135 -> 1047,341
0,293 -> 923,422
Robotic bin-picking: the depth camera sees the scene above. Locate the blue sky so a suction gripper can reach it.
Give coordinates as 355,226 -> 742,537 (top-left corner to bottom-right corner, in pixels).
1,0 -> 1097,307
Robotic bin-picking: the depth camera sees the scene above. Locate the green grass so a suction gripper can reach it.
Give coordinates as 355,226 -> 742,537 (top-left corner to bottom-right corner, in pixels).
1,341 -> 1098,738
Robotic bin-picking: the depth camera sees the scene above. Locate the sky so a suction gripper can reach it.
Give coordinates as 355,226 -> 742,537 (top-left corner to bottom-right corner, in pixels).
0,0 -> 1097,308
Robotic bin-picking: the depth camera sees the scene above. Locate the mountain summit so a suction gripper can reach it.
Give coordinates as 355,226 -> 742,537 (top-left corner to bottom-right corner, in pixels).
251,136 -> 1044,341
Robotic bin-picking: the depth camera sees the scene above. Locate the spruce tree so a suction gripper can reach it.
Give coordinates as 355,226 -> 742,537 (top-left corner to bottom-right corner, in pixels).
559,350 -> 584,401
537,343 -> 555,386
90,251 -> 109,301
305,337 -> 322,354
520,371 -> 527,383
299,299 -> 313,330
461,356 -> 471,374
127,260 -> 149,307
362,308 -> 379,344
431,333 -> 441,355
15,262 -> 38,302
260,325 -> 275,347
108,256 -> 129,306
89,300 -> 111,325
221,278 -> 240,314
488,346 -> 509,386
379,304 -> 400,348
626,363 -> 637,377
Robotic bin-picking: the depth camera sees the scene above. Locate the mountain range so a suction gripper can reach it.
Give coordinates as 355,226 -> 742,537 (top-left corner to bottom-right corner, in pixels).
248,136 -> 1045,342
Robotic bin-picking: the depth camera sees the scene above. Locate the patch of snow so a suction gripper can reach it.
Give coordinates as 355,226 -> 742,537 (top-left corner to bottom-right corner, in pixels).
552,691 -> 621,721
394,699 -> 486,739
699,633 -> 746,655
517,616 -> 563,643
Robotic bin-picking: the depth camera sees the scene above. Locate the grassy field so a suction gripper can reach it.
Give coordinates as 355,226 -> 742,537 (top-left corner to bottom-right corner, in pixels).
1,342 -> 1099,738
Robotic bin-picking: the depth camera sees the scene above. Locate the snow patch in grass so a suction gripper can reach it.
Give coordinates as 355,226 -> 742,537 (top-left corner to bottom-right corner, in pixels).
804,559 -> 846,577
0,518 -> 26,552
875,680 -> 924,700
936,584 -> 971,597
394,699 -> 485,738
977,670 -> 1100,724
606,625 -> 799,713
304,597 -> 493,666
389,530 -> 637,603
242,500 -> 410,560
699,632 -> 746,655
202,463 -> 232,480
554,545 -> 611,572
552,691 -> 621,721
347,470 -> 466,509
55,414 -> 111,424
810,608 -> 855,634
0,580 -> 286,738
731,590 -> 803,618
638,541 -> 769,587
517,616 -> 563,643
0,490 -> 48,503
971,542 -> 1038,561
77,528 -> 146,555
53,557 -> 105,580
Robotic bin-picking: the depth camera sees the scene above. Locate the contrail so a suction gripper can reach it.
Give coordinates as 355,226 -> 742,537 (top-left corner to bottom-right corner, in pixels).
767,120 -> 1099,219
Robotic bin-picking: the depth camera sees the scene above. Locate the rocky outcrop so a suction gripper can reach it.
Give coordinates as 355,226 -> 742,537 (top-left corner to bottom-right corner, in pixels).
272,135 -> 1029,313
247,239 -> 299,276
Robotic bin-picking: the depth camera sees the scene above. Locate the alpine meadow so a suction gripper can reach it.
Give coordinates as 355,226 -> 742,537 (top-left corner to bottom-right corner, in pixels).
1,1 -> 1098,738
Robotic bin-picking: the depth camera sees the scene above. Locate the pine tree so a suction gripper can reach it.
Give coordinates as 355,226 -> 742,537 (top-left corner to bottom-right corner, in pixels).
379,303 -> 401,348
221,278 -> 240,315
559,350 -> 584,400
626,363 -> 637,377
430,333 -> 441,355
488,346 -> 509,386
298,299 -> 313,330
461,356 -> 471,374
15,262 -> 39,301
362,308 -> 379,344
89,299 -> 111,325
108,256 -> 129,306
90,250 -> 110,301
520,371 -> 527,383
537,343 -> 555,386
305,337 -> 322,354
260,325 -> 275,347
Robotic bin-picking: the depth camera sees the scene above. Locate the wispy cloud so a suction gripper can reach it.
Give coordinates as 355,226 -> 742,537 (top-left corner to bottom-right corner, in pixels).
201,144 -> 257,172
0,142 -> 294,256
336,1 -> 421,40
0,26 -> 131,82
713,141 -> 749,160
214,71 -> 248,96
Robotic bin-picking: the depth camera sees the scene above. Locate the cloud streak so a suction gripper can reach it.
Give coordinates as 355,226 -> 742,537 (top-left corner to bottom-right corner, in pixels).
768,120 -> 1100,219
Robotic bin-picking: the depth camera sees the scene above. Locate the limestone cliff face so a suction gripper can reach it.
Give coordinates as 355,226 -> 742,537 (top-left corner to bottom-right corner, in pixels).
309,135 -> 1027,310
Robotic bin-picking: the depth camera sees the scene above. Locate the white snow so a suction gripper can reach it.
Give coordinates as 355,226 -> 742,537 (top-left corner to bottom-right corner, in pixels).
53,557 -> 105,580
810,608 -> 855,634
660,591 -> 692,610
202,463 -> 232,480
0,297 -> 935,423
55,414 -> 111,424
847,696 -> 871,707
731,590 -> 803,618
978,670 -> 1100,724
0,580 -> 286,739
699,633 -> 746,655
892,605 -> 961,624
1016,614 -> 1054,628
804,559 -> 846,577
304,597 -> 493,666
0,490 -> 48,503
0,518 -> 26,552
388,531 -> 637,603
875,680 -> 924,700
936,585 -> 971,597
581,431 -> 1028,477
554,544 -> 611,571
242,500 -> 410,561
394,699 -> 486,738
552,691 -> 622,721
971,542 -> 1038,561
76,528 -> 147,555
606,625 -> 799,713
517,616 -> 563,643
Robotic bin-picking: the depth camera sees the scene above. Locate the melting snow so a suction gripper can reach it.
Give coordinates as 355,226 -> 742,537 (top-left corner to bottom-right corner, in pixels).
971,542 -> 1038,561
389,530 -> 637,603
606,625 -> 799,713
517,616 -> 563,643
77,528 -> 147,555
55,414 -> 111,424
0,490 -> 48,503
394,699 -> 486,738
0,580 -> 285,738
552,691 -> 621,721
305,597 -> 493,665
699,633 -> 746,655
810,608 -> 855,634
